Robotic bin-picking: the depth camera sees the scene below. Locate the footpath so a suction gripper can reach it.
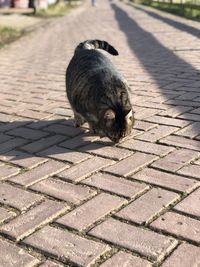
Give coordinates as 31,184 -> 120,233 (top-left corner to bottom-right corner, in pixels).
0,0 -> 200,266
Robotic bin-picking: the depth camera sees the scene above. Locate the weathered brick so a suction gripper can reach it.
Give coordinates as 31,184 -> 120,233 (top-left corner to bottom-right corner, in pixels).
38,145 -> 91,163
16,110 -> 51,120
117,188 -> 179,224
151,149 -> 199,172
145,115 -> 189,127
151,211 -> 200,243
0,164 -> 20,180
135,125 -> 178,142
31,177 -> 96,204
160,135 -> 200,151
39,260 -> 63,267
6,127 -> 49,140
175,122 -> 200,138
58,157 -> 114,183
119,139 -> 174,156
0,239 -> 39,267
104,153 -> 157,177
173,188 -> 200,218
0,150 -> 47,169
43,123 -> 85,137
178,164 -> 200,179
0,183 -> 43,211
0,200 -> 68,241
159,106 -> 192,118
99,251 -> 152,267
83,173 -> 149,198
21,135 -> 66,153
0,207 -> 15,223
9,160 -> 68,187
57,193 -> 126,231
161,243 -> 200,267
89,218 -> 176,260
59,132 -> 100,149
79,142 -> 133,160
0,137 -> 28,154
132,168 -> 198,192
24,225 -> 110,266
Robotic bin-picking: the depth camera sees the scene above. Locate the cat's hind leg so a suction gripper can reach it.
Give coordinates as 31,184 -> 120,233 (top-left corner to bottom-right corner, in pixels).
74,112 -> 85,127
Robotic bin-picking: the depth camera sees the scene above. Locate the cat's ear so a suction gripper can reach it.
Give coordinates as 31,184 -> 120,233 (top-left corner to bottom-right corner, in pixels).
124,106 -> 132,116
104,109 -> 115,127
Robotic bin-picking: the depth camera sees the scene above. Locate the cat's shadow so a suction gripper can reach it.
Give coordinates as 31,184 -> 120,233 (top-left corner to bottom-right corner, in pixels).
0,118 -> 114,161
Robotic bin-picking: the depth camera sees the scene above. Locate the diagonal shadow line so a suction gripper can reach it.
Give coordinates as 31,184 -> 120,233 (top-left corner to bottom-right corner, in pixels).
0,119 -> 110,161
111,3 -> 200,144
131,4 -> 200,39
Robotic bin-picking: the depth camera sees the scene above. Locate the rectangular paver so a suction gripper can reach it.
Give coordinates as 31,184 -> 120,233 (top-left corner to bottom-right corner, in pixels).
57,193 -> 126,231
0,200 -> 69,241
89,218 -> 177,261
24,225 -> 110,266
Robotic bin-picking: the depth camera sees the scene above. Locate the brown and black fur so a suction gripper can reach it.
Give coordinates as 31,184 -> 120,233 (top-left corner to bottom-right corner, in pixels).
66,39 -> 134,143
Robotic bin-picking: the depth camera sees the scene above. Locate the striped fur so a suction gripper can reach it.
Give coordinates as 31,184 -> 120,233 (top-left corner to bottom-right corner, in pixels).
66,40 -> 134,143
75,40 -> 119,56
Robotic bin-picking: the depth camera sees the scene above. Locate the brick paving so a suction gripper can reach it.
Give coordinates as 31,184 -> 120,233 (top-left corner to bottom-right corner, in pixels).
0,0 -> 200,266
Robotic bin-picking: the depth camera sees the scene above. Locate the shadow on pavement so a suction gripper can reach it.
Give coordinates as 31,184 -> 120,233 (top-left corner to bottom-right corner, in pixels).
111,3 -> 200,142
132,4 -> 200,39
0,119 -> 112,161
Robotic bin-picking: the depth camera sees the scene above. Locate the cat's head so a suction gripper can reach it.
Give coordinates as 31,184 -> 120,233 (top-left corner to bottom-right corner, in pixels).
100,107 -> 134,143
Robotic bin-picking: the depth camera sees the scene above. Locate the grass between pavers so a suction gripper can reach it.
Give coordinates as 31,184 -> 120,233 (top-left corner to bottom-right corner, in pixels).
131,0 -> 200,20
0,26 -> 23,48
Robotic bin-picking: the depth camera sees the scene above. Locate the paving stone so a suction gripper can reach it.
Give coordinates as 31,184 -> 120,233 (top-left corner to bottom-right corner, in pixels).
0,133 -> 12,144
58,157 -> 114,183
89,218 -> 176,261
31,177 -> 96,204
145,115 -> 189,127
0,238 -> 39,267
132,168 -> 199,193
0,150 -> 47,169
59,132 -> 100,149
79,142 -> 133,160
16,110 -> 51,120
6,127 -> 49,140
83,172 -> 149,198
151,149 -> 199,172
0,207 -> 15,223
119,139 -> 174,156
135,125 -> 178,142
99,251 -> 152,267
43,123 -> 85,137
0,164 -> 20,180
160,135 -> 200,151
38,145 -> 91,163
151,211 -> 200,243
39,260 -> 64,267
117,188 -> 179,224
57,193 -> 126,231
175,122 -> 200,138
178,164 -> 200,179
104,153 -> 157,177
9,160 -> 68,187
0,200 -> 68,241
159,106 -> 192,117
0,137 -> 28,154
24,225 -> 110,266
173,188 -> 200,218
133,120 -> 156,131
161,243 -> 200,267
0,183 -> 43,211
21,135 -> 67,153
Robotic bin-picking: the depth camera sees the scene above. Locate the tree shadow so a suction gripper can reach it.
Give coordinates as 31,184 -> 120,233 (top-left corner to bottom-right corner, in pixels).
111,3 -> 200,145
132,4 -> 200,39
0,119 -> 113,162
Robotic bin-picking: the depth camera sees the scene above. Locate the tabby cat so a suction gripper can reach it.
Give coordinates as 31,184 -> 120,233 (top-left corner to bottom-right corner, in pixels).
66,40 -> 134,143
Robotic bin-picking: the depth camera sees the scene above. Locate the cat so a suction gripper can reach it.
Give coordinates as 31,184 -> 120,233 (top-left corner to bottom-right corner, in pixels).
65,39 -> 134,143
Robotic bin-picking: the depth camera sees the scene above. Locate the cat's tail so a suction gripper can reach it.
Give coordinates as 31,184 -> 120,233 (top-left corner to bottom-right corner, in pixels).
75,40 -> 119,56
